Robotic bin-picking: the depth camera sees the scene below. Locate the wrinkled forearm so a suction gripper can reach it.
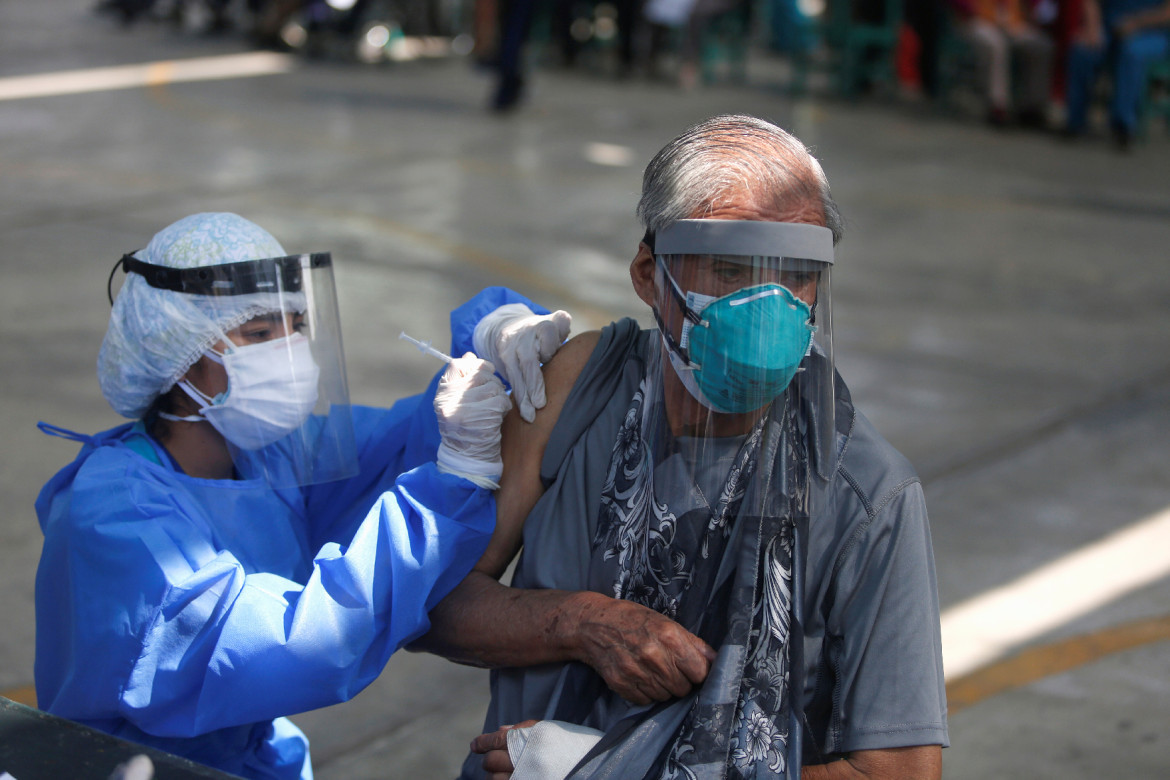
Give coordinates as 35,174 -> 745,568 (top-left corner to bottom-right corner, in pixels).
414,569 -> 598,668
802,762 -> 858,780
803,761 -> 874,780
802,746 -> 942,780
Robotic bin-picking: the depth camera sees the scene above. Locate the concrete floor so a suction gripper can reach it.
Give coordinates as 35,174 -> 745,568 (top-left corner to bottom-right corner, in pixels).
2,2 -> 1169,778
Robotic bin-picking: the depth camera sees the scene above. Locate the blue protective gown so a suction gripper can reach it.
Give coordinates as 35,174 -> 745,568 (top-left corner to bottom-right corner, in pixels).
34,288 -> 542,780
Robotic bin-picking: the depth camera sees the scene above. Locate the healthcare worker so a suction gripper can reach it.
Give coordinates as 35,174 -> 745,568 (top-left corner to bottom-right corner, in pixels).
33,213 -> 571,780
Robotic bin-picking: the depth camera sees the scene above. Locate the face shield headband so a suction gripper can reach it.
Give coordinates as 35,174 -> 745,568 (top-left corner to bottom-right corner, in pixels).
108,251 -> 333,304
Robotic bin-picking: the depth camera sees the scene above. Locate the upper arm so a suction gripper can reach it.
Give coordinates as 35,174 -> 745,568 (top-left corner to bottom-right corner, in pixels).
472,330 -> 601,578
817,477 -> 948,754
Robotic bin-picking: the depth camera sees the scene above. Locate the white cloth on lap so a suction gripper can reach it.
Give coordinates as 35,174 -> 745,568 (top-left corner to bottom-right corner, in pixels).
507,720 -> 604,780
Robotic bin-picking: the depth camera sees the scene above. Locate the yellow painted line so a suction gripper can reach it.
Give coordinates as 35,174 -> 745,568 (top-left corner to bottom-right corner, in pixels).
0,685 -> 36,707
0,52 -> 296,102
942,505 -> 1170,679
947,614 -> 1170,713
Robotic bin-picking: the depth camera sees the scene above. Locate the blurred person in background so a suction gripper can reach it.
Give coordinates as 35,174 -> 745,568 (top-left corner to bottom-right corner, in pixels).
951,0 -> 1056,126
906,0 -> 946,100
1064,0 -> 1170,148
642,0 -> 744,88
420,115 -> 948,780
33,212 -> 570,780
489,0 -> 538,109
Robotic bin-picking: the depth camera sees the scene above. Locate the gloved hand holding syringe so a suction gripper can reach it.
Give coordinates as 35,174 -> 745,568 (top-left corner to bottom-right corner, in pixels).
399,331 -> 511,490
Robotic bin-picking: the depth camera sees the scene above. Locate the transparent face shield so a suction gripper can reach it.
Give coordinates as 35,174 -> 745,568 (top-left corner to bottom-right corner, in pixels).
123,251 -> 358,488
649,219 -> 836,484
590,220 -> 834,765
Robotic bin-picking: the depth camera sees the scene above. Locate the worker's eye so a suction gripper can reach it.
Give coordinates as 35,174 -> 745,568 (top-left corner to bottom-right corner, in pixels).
238,314 -> 288,343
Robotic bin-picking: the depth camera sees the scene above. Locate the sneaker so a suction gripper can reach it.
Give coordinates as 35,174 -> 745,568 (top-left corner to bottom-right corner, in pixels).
491,73 -> 525,113
1111,121 -> 1134,152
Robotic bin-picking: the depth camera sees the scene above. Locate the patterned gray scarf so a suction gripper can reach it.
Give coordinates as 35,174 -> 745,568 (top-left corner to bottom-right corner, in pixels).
580,369 -> 807,780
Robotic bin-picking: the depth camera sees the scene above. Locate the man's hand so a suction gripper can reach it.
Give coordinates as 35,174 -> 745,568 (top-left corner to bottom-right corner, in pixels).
564,592 -> 717,705
418,576 -> 715,704
471,719 -> 538,780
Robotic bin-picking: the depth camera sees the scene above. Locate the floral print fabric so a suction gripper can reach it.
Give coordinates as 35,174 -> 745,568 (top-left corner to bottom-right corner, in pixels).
590,370 -> 806,779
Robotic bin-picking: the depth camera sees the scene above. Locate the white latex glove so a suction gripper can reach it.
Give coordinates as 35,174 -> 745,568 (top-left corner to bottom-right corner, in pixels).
434,353 -> 512,490
108,755 -> 154,780
473,303 -> 572,423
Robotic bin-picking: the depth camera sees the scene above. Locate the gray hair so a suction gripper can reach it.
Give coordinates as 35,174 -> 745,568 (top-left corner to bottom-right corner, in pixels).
636,114 -> 843,245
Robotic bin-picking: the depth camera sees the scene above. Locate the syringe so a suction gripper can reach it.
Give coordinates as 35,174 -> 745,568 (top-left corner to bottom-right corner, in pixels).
398,331 -> 454,364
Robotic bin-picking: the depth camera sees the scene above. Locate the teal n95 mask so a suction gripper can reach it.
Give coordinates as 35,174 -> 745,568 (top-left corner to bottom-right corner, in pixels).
658,260 -> 813,415
651,219 -> 836,480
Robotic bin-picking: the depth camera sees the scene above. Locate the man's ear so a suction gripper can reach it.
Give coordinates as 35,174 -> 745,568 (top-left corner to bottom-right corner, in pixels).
630,243 -> 658,308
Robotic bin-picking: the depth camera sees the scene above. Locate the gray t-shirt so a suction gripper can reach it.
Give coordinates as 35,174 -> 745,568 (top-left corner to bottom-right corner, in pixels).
461,320 -> 947,778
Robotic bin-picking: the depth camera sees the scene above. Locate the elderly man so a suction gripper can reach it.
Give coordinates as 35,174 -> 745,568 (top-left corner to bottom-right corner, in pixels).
420,115 -> 948,779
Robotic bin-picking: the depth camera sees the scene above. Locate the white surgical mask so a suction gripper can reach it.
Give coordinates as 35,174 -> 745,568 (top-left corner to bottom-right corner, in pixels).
176,332 -> 320,450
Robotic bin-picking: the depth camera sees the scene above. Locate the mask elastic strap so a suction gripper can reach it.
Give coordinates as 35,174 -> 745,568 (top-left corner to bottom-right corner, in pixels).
164,331 -> 233,422
207,321 -> 238,361
652,257 -> 707,369
172,325 -> 238,415
158,410 -> 206,423
656,256 -> 707,327
176,380 -> 216,411
650,304 -> 696,369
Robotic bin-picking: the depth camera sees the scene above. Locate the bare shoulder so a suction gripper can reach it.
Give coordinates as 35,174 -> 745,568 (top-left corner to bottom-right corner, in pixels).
504,328 -> 602,464
541,329 -> 602,405
477,329 -> 603,579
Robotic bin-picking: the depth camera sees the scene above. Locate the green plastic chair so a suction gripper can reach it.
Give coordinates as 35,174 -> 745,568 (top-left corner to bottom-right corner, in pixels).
697,1 -> 753,84
790,0 -> 904,97
1137,56 -> 1170,139
935,6 -> 979,110
836,0 -> 904,97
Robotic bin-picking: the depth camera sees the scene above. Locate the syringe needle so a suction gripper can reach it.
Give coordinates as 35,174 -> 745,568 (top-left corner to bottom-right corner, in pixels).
398,331 -> 454,364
